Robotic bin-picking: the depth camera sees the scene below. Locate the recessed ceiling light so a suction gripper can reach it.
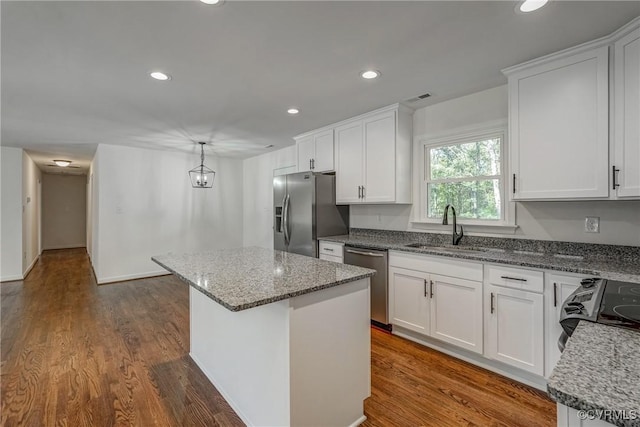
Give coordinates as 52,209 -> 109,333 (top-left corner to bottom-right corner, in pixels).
150,71 -> 171,81
200,0 -> 223,4
519,0 -> 548,13
287,108 -> 299,115
361,70 -> 380,80
53,160 -> 71,167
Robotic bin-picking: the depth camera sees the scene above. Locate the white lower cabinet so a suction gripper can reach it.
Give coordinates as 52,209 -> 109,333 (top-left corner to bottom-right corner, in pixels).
318,241 -> 344,263
486,284 -> 544,376
388,253 -> 483,354
544,273 -> 582,377
388,251 -> 573,385
389,267 -> 430,334
319,253 -> 343,263
430,274 -> 483,354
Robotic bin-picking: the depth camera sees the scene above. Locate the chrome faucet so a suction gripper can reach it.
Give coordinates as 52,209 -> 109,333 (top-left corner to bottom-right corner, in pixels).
442,204 -> 464,245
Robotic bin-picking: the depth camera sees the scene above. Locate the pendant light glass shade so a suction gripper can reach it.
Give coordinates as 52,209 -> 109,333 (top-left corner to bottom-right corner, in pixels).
189,142 -> 215,188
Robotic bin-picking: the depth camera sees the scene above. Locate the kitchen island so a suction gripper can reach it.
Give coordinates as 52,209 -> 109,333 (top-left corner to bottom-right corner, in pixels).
152,247 -> 375,427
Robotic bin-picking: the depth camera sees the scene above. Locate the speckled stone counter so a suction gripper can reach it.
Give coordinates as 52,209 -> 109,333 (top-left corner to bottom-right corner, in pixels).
152,246 -> 375,311
320,229 -> 640,283
548,322 -> 640,427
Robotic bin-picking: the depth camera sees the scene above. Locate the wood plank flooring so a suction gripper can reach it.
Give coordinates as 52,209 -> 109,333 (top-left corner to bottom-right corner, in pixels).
1,249 -> 555,426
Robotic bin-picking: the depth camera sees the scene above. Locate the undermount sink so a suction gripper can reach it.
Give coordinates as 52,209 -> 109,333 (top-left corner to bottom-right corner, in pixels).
404,243 -> 503,253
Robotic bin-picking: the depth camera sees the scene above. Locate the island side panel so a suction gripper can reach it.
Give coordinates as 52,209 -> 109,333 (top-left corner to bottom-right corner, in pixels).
289,278 -> 371,427
189,287 -> 291,426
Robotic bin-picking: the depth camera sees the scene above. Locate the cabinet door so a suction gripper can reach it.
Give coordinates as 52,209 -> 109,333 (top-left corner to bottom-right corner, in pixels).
614,27 -> 640,199
487,285 -> 544,375
335,121 -> 364,203
297,136 -> 314,173
363,111 -> 396,202
544,274 -> 581,378
389,267 -> 429,334
430,274 -> 483,354
313,129 -> 335,172
510,46 -> 609,200
319,253 -> 343,263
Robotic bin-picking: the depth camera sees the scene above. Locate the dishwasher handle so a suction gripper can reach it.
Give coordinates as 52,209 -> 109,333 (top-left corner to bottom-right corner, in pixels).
345,249 -> 385,257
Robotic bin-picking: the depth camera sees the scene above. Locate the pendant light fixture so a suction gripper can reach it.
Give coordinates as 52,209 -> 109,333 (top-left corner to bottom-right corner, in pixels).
189,142 -> 215,188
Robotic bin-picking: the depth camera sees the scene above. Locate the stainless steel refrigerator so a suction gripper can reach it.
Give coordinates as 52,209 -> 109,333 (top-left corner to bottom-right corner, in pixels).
274,172 -> 349,257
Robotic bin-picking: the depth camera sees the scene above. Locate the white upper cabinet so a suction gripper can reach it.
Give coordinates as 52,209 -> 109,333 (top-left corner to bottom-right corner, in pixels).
296,129 -> 334,173
296,136 -> 314,172
505,46 -> 610,200
504,17 -> 640,201
335,121 -> 364,203
613,25 -> 640,199
335,104 -> 412,204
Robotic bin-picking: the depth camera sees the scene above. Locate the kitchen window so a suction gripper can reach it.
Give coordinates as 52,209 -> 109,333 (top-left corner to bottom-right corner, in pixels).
417,123 -> 515,231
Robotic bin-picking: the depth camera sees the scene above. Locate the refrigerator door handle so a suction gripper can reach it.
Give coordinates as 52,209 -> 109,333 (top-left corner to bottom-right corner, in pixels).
279,194 -> 287,233
283,194 -> 290,245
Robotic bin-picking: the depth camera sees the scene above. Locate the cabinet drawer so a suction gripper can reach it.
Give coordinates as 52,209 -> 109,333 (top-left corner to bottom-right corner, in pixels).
389,251 -> 483,282
319,253 -> 343,264
319,241 -> 344,257
487,264 -> 543,293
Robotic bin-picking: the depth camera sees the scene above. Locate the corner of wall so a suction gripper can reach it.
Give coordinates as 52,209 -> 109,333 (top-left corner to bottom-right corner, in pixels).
1,147 -> 24,281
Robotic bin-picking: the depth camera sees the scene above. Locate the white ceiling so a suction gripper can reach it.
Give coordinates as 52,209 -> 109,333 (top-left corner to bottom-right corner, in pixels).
2,1 -> 639,173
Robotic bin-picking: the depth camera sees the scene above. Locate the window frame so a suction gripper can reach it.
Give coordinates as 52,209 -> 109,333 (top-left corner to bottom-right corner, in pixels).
414,121 -> 516,231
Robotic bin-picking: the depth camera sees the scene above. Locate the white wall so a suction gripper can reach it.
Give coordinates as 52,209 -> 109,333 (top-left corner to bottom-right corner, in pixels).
243,146 -> 296,249
86,165 -> 93,257
91,144 -> 244,284
1,147 -> 24,281
89,153 -> 100,265
350,85 -> 640,246
22,151 -> 42,275
42,173 -> 87,250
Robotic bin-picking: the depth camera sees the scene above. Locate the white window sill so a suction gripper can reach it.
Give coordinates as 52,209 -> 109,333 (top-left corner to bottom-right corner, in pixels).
409,221 -> 520,235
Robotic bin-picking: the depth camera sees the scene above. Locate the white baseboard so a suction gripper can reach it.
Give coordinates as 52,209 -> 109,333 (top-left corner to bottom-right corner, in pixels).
393,326 -> 547,391
1,274 -> 23,283
349,415 -> 367,427
97,270 -> 171,285
42,244 -> 86,250
22,255 -> 39,279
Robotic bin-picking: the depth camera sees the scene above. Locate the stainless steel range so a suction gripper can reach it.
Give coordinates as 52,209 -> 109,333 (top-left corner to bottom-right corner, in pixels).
559,278 -> 640,351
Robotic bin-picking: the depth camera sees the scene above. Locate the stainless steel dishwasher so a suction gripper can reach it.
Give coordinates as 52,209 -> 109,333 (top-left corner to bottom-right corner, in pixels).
344,245 -> 390,330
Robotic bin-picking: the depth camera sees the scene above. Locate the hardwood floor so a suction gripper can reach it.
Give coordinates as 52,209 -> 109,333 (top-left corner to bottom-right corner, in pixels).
1,249 -> 555,426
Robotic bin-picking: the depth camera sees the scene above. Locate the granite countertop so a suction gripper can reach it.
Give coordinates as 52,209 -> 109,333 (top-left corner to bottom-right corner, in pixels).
320,232 -> 640,283
548,322 -> 640,427
152,247 -> 375,312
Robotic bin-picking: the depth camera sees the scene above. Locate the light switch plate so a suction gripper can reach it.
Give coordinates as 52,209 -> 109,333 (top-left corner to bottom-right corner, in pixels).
585,217 -> 600,233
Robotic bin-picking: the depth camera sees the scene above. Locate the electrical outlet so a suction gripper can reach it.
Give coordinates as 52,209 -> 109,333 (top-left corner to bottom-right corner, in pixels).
585,217 -> 600,233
